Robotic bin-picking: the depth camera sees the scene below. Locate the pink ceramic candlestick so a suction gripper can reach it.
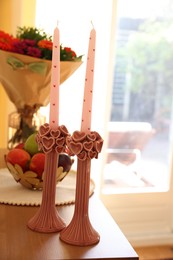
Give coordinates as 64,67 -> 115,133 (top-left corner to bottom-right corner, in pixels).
27,26 -> 66,233
81,28 -> 96,133
27,151 -> 65,233
60,27 -> 103,245
60,157 -> 100,246
60,129 -> 103,246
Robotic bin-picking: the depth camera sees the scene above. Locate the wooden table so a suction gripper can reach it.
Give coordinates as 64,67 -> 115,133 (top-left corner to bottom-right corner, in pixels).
0,194 -> 138,260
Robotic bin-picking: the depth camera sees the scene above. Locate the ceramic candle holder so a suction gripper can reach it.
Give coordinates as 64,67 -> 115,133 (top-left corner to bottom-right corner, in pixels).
27,123 -> 69,233
60,130 -> 103,246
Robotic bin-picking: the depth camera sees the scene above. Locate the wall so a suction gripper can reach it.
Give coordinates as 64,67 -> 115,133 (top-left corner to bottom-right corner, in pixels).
0,0 -> 36,148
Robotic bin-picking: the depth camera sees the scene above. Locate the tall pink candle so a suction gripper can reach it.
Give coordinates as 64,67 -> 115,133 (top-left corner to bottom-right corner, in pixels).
81,28 -> 96,133
49,26 -> 60,128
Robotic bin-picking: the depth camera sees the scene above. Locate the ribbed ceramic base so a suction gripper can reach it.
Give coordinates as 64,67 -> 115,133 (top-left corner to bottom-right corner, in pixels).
60,214 -> 100,246
27,206 -> 65,233
27,152 -> 65,233
60,159 -> 100,246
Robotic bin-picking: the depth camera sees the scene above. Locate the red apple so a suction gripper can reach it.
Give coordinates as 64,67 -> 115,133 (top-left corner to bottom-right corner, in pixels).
6,148 -> 31,170
14,143 -> 25,149
29,153 -> 45,178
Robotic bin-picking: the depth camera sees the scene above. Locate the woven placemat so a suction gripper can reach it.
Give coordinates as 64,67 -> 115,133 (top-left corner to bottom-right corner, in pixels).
0,168 -> 95,206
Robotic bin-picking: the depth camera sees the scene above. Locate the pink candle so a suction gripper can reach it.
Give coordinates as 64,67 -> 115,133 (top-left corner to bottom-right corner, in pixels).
81,28 -> 96,133
49,26 -> 60,128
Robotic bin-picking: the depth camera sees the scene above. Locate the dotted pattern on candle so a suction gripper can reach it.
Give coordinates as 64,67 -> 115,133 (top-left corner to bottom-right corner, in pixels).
49,27 -> 60,128
81,29 -> 96,133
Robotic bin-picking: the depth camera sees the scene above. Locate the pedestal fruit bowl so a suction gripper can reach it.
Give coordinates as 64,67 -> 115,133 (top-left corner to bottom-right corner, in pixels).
5,133 -> 74,190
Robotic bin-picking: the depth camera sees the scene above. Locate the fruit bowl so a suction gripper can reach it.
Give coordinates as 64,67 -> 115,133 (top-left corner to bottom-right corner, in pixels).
5,159 -> 72,190
5,132 -> 74,190
5,147 -> 74,191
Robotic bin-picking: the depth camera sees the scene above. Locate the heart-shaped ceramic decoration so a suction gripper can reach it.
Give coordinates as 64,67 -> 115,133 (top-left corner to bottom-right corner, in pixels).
77,150 -> 87,161
72,131 -> 86,142
55,145 -> 64,153
69,141 -> 83,155
95,131 -> 102,140
42,136 -> 55,151
87,132 -> 96,141
66,136 -> 71,145
56,137 -> 65,146
39,123 -> 50,136
88,150 -> 97,159
50,129 -> 61,138
59,125 -> 69,136
94,140 -> 103,153
41,146 -> 53,154
83,141 -> 93,151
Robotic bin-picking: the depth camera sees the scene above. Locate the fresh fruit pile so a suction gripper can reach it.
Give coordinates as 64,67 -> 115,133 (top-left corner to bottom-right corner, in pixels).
5,133 -> 74,190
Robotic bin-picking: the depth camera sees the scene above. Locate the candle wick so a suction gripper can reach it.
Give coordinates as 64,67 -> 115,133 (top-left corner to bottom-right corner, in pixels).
90,20 -> 94,29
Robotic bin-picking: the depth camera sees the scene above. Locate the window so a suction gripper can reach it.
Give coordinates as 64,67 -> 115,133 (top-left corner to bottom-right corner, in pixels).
103,0 -> 173,194
100,0 -> 173,246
